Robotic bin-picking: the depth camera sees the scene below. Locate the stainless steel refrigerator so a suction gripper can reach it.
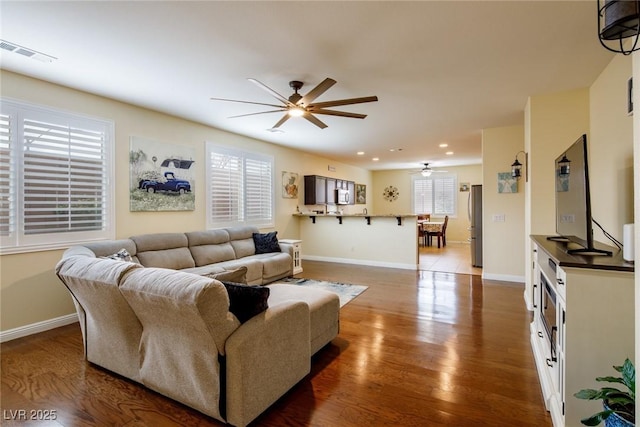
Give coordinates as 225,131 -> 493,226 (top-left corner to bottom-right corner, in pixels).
469,185 -> 483,267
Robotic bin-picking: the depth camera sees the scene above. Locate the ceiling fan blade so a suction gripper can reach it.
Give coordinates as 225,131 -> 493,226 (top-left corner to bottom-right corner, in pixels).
299,78 -> 336,106
210,97 -> 285,109
228,109 -> 287,119
309,109 -> 367,119
272,114 -> 291,129
309,96 -> 378,109
247,78 -> 292,106
303,113 -> 328,129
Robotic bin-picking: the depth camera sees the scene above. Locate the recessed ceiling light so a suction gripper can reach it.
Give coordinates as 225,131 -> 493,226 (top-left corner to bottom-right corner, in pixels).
446,151 -> 454,155
439,143 -> 448,148
372,157 -> 379,161
388,148 -> 403,152
357,151 -> 365,155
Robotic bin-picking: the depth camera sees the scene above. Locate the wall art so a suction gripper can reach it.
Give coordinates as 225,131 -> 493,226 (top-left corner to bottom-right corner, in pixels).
282,171 -> 299,198
497,172 -> 517,194
129,136 -> 195,211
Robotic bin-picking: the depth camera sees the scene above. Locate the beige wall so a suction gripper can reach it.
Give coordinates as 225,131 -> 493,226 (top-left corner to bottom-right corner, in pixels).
589,53 -> 634,242
371,165 -> 482,243
481,125 -> 525,281
0,71 -> 372,333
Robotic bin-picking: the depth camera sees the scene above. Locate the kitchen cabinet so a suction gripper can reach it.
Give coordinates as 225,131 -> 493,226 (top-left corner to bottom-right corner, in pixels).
304,175 -> 327,205
304,175 -> 356,205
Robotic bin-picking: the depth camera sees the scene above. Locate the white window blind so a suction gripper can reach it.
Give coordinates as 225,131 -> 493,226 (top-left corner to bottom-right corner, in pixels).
206,143 -> 273,228
413,175 -> 457,216
1,99 -> 114,253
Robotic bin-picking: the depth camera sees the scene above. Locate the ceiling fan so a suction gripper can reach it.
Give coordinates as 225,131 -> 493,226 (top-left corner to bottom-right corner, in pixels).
210,78 -> 378,130
411,163 -> 448,177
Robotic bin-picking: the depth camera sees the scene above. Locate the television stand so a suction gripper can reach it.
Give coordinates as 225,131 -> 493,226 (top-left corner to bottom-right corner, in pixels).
567,247 -> 612,256
546,236 -> 570,243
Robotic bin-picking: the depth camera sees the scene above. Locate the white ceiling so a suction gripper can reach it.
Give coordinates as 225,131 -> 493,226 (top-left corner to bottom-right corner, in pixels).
0,1 -> 614,171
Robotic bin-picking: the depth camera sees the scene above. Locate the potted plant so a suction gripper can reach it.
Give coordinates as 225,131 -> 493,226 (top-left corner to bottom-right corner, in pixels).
574,358 -> 635,426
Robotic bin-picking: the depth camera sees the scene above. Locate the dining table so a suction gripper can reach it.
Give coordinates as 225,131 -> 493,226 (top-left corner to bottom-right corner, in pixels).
418,220 -> 445,247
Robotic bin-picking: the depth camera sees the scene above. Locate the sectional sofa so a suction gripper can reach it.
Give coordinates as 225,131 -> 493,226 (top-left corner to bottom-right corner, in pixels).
55,225 -> 341,427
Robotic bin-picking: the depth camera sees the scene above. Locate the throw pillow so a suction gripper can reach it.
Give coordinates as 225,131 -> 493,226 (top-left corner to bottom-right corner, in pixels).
101,248 -> 133,262
204,266 -> 248,284
252,231 -> 281,254
221,281 -> 270,323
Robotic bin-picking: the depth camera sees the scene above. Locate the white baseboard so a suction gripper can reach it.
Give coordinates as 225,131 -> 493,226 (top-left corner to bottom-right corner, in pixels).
482,272 -> 526,283
302,255 -> 417,270
0,313 -> 78,343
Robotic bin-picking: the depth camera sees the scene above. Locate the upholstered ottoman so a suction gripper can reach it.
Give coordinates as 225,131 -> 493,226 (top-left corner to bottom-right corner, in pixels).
266,284 -> 340,355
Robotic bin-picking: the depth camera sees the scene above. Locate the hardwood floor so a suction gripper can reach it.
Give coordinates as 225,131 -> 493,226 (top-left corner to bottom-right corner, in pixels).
419,241 -> 483,276
1,261 -> 551,427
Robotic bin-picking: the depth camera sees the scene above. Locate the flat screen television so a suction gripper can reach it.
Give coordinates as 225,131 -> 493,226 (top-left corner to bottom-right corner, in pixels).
551,134 -> 611,256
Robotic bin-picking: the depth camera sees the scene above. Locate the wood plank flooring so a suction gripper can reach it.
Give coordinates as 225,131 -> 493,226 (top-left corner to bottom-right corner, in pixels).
1,261 -> 552,426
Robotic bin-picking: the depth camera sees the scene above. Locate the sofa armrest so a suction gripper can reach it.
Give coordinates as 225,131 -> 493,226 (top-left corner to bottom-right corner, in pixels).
224,300 -> 310,427
278,241 -> 294,257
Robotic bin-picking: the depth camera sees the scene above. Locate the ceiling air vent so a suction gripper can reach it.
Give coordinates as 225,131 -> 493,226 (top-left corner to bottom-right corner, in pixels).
0,39 -> 56,63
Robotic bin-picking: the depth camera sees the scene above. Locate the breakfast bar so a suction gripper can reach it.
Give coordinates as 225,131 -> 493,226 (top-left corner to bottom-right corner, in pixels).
293,213 -> 419,269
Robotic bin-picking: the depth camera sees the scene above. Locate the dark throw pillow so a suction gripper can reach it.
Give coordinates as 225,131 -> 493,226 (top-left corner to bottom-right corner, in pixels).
222,281 -> 270,323
253,231 -> 281,254
204,266 -> 248,284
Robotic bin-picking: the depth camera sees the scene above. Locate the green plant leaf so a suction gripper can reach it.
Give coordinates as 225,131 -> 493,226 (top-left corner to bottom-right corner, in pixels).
596,376 -> 626,385
580,410 -> 613,426
621,358 -> 635,400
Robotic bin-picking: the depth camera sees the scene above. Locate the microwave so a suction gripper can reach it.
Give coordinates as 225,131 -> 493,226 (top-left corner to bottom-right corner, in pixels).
336,189 -> 350,204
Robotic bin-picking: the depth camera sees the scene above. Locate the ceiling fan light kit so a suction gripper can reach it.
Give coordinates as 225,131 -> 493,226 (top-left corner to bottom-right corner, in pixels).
211,77 -> 378,129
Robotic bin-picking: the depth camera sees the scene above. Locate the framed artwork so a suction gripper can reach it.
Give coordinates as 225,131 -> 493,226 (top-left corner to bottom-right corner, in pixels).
129,136 -> 195,211
356,184 -> 366,204
459,182 -> 470,192
497,172 -> 517,193
282,171 -> 299,198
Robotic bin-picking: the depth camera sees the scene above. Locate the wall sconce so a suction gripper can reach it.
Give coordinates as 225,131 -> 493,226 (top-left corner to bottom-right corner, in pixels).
598,0 -> 640,55
558,154 -> 571,176
511,151 -> 528,182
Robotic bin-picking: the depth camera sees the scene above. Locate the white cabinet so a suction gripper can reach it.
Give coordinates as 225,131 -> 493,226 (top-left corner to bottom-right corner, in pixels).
280,239 -> 303,275
530,236 -> 634,427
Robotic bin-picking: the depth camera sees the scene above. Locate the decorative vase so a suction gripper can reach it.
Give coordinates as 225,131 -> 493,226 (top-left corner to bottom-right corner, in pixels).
603,401 -> 634,427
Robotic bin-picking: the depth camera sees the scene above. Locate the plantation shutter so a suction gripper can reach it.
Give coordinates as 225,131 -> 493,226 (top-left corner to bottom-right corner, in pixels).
23,117 -> 107,235
433,176 -> 456,215
244,155 -> 273,223
208,150 -> 243,224
0,112 -> 13,239
413,178 -> 433,214
0,99 -> 114,253
413,175 -> 457,216
206,143 -> 274,228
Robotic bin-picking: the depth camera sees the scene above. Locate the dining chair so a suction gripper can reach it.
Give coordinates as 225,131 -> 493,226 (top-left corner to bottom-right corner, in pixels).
426,215 -> 448,248
417,214 -> 431,246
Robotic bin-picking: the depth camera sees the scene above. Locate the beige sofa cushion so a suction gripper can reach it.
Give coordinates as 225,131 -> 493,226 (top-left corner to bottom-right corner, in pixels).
227,226 -> 258,259
267,284 -> 340,355
186,229 -> 236,266
119,268 -> 240,422
131,233 -> 195,270
55,256 -> 143,381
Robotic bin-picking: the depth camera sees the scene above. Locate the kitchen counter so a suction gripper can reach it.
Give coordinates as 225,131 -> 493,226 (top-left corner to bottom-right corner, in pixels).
292,213 -> 418,269
293,213 -> 417,225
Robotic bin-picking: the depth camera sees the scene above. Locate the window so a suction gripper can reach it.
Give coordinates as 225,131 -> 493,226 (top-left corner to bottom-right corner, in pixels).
412,174 -> 457,216
1,99 -> 114,253
206,143 -> 274,228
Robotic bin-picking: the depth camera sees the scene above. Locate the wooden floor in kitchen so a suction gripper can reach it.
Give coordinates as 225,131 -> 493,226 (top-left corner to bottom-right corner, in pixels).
1,260 -> 550,427
419,241 -> 483,276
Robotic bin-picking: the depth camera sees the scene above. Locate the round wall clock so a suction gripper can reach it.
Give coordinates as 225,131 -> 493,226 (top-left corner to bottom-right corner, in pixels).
383,186 -> 399,201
